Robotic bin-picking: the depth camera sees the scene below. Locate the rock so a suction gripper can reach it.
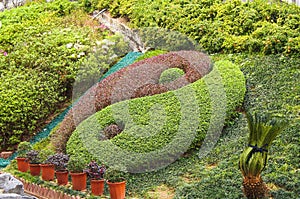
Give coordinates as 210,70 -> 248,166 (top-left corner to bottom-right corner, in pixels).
0,193 -> 36,199
0,193 -> 22,199
0,173 -> 23,195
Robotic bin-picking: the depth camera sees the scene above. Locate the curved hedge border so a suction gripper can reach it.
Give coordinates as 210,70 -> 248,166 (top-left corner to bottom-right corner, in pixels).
66,59 -> 246,172
52,51 -> 212,152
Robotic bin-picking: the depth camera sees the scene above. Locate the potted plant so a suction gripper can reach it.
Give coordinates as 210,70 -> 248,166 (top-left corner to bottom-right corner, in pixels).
105,166 -> 128,199
47,153 -> 69,185
85,160 -> 106,196
67,155 -> 87,191
39,148 -> 55,181
16,141 -> 32,172
26,150 -> 41,176
239,112 -> 287,199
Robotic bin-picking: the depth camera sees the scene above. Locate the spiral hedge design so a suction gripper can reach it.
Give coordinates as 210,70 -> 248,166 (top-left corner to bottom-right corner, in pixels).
51,51 -> 212,152
65,51 -> 246,172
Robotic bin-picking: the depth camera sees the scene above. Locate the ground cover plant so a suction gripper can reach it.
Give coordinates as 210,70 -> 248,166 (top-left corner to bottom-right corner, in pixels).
91,0 -> 300,55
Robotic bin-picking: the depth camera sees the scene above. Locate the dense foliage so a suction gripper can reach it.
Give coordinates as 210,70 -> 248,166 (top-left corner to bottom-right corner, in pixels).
0,0 -> 108,150
51,51 -> 212,152
91,0 -> 300,55
66,59 -> 245,173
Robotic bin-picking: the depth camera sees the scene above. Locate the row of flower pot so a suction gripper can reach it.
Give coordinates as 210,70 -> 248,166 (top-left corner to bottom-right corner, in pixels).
16,157 -> 126,199
16,157 -> 68,185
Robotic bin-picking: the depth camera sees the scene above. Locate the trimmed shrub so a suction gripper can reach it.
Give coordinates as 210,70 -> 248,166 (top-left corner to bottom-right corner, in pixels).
51,51 -> 212,152
66,59 -> 246,172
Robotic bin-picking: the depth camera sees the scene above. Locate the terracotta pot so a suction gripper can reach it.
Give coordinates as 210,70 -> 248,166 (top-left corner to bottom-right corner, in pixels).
16,157 -> 29,172
55,170 -> 69,185
91,179 -> 105,196
29,163 -> 40,176
107,180 -> 126,199
40,164 -> 55,181
70,172 -> 86,191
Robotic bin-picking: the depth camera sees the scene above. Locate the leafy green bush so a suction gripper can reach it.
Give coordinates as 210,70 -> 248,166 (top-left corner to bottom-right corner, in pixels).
66,60 -> 245,172
0,67 -> 63,149
0,0 -> 107,150
67,155 -> 89,173
17,141 -> 32,158
159,68 -> 185,84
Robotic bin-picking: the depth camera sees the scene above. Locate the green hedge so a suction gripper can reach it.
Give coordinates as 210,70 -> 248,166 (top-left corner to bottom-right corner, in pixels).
66,60 -> 246,172
92,0 -> 300,55
0,67 -> 65,149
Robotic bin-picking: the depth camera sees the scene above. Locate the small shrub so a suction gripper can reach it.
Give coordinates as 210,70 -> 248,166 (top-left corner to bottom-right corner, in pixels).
26,150 -> 40,164
67,155 -> 88,173
38,148 -> 55,164
17,141 -> 32,158
46,153 -> 69,171
105,166 -> 128,183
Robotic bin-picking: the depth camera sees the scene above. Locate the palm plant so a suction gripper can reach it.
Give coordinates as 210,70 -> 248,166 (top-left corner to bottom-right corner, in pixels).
239,112 -> 287,199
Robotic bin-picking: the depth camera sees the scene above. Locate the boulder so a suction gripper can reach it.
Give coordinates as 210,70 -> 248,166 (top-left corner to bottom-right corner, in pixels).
0,173 -> 23,195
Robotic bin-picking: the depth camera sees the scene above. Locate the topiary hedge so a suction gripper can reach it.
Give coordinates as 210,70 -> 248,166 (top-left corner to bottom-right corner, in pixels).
66,59 -> 246,173
51,51 -> 212,152
92,0 -> 300,56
